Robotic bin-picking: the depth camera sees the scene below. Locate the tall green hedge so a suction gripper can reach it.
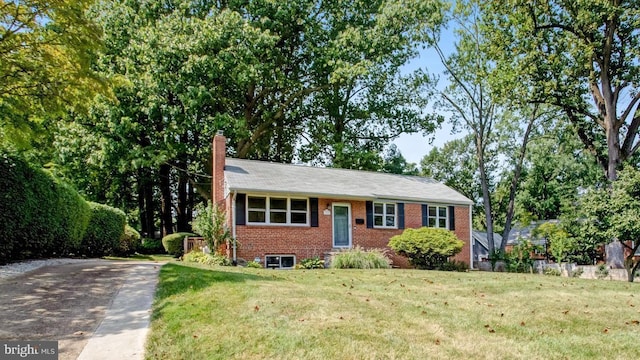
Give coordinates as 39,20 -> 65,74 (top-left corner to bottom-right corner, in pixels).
0,151 -> 129,263
80,202 -> 126,257
0,152 -> 92,261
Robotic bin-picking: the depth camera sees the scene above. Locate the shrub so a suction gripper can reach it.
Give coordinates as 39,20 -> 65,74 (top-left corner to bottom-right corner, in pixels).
543,267 -> 561,276
139,238 -> 165,254
246,261 -> 262,268
191,202 -> 230,253
162,232 -> 196,258
596,264 -> 609,279
0,152 -> 92,263
297,256 -> 325,269
571,267 -> 584,278
52,180 -> 91,255
330,246 -> 391,269
438,260 -> 468,272
116,225 -> 141,256
184,250 -> 231,266
388,227 -> 463,270
80,202 -> 126,257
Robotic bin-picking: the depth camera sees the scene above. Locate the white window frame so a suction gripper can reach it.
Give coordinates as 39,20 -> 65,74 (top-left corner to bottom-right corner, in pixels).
428,205 -> 449,229
246,195 -> 309,226
265,255 -> 296,269
373,202 -> 397,229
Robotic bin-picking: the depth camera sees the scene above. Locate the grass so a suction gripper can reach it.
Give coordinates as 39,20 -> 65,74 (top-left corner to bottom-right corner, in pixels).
146,264 -> 640,359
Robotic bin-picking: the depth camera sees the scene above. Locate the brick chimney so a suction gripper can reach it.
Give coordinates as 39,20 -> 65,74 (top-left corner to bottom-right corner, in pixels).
212,131 -> 226,208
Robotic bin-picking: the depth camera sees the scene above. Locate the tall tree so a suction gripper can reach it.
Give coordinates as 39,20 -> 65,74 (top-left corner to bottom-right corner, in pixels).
578,166 -> 640,282
0,0 -> 105,148
484,0 -> 640,181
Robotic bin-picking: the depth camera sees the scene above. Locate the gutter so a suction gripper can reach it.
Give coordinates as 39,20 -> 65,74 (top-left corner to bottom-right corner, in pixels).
231,191 -> 237,265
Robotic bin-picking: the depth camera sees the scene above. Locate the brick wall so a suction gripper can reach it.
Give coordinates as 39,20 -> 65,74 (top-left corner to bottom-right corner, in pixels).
232,198 -> 471,268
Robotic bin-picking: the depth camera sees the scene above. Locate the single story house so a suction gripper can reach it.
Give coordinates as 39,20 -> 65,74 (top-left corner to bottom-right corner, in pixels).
211,133 -> 474,269
472,231 -> 503,265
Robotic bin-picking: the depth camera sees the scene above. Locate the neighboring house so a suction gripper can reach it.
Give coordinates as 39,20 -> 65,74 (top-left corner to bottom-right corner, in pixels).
211,133 -> 474,269
505,221 -> 554,261
472,231 -> 503,266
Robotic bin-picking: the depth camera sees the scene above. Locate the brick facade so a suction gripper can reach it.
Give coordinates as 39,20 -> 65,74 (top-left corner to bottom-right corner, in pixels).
231,198 -> 471,269
211,133 -> 472,269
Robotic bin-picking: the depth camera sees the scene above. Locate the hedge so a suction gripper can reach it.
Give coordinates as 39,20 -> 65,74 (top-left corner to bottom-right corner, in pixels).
80,202 -> 127,257
162,232 -> 196,258
0,152 -> 91,262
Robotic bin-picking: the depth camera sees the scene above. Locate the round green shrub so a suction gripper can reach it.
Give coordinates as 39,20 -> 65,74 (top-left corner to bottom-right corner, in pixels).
80,202 -> 126,257
162,232 -> 196,258
116,225 -> 141,256
388,227 -> 464,270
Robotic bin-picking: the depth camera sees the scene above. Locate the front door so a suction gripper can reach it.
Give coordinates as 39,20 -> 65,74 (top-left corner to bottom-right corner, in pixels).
332,203 -> 351,248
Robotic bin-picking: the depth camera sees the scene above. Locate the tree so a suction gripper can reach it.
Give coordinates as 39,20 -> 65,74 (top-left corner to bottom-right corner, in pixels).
382,144 -> 419,175
427,1 -> 545,255
484,1 -> 640,182
534,222 -> 576,265
388,227 -> 463,269
191,202 -> 230,254
578,166 -> 640,282
0,0 -> 105,148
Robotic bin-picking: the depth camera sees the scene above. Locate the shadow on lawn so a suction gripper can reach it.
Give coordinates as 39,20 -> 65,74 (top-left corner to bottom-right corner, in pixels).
155,263 -> 278,300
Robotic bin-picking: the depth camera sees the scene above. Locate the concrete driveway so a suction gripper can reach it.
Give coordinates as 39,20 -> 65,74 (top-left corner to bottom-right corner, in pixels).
0,259 -> 163,360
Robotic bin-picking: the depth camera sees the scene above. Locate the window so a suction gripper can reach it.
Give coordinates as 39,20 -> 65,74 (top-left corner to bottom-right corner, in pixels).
428,205 -> 448,228
246,196 -> 308,225
265,255 -> 296,269
373,202 -> 396,228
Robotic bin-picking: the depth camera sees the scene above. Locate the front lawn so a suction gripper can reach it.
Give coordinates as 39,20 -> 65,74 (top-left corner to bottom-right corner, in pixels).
146,264 -> 640,359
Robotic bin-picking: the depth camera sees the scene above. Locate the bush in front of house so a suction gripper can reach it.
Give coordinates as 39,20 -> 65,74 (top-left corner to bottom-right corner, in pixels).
80,202 -> 126,257
162,232 -> 196,258
116,225 -> 141,256
388,227 -> 463,270
0,152 -> 92,262
297,256 -> 325,269
183,250 -> 231,266
330,246 -> 391,269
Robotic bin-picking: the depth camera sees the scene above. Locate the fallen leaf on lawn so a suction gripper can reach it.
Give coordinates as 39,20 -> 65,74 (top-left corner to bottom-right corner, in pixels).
193,335 -> 198,338
488,328 -> 495,333
339,316 -> 344,320
73,331 -> 84,336
435,339 -> 440,345
603,328 -> 609,333
562,310 -> 569,314
254,305 -> 260,312
520,321 -> 525,326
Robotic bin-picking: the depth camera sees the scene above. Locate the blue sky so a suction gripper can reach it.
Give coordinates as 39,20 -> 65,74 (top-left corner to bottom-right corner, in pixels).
393,29 -> 459,165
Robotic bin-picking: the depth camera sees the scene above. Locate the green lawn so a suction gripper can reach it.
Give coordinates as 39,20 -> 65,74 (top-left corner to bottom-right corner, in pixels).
145,263 -> 640,360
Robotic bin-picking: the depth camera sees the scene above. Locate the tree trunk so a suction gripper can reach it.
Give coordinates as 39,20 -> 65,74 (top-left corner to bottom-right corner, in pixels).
176,167 -> 190,232
137,168 -> 155,239
501,112 -> 536,251
159,164 -> 173,237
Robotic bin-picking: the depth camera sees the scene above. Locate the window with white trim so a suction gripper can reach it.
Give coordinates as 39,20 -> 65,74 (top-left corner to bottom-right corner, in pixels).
428,205 -> 448,228
373,202 -> 396,228
247,196 -> 308,225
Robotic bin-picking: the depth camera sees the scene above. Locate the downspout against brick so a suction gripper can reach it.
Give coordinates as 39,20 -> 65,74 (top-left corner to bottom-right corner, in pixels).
232,191 -> 237,265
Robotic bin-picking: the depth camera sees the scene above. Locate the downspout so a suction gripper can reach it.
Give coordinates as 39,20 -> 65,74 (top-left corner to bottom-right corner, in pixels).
232,191 -> 237,265
469,204 -> 474,270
